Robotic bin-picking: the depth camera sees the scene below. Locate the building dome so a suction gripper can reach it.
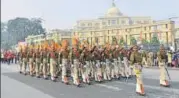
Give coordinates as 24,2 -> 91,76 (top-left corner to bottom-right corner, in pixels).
106,1 -> 123,17
106,7 -> 122,17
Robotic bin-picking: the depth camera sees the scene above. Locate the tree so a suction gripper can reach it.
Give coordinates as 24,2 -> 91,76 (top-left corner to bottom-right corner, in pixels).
1,22 -> 10,49
142,38 -> 149,44
5,17 -> 45,48
130,36 -> 137,45
150,35 -> 160,45
119,37 -> 124,45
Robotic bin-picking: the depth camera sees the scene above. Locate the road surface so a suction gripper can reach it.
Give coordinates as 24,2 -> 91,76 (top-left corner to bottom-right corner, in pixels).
1,63 -> 179,98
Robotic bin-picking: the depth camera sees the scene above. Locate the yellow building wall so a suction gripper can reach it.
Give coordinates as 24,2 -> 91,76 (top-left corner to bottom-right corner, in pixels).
75,21 -> 174,46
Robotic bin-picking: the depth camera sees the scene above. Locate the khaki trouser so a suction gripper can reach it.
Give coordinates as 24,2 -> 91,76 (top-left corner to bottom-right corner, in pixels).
103,59 -> 111,80
123,57 -> 130,77
112,59 -> 120,78
119,57 -> 125,77
35,58 -> 41,76
29,58 -> 34,74
39,59 -> 43,75
22,58 -> 27,73
61,59 -> 68,82
82,61 -> 91,83
19,58 -> 23,72
94,60 -> 102,81
43,58 -> 48,76
50,58 -> 57,77
56,59 -> 61,76
90,61 -> 95,78
72,59 -> 80,85
142,57 -> 147,67
147,58 -> 153,67
134,64 -> 144,93
159,61 -> 168,84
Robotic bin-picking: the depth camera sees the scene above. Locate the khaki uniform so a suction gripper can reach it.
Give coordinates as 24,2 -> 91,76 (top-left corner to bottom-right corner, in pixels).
22,51 -> 28,74
42,51 -> 48,78
18,52 -> 23,73
49,51 -> 58,80
157,49 -> 169,87
103,49 -> 112,80
56,52 -> 62,76
142,51 -> 147,67
147,52 -> 153,67
61,49 -> 69,83
70,48 -> 81,86
94,49 -> 102,82
39,51 -> 44,75
112,48 -> 120,79
35,51 -> 41,77
81,49 -> 91,84
130,48 -> 145,95
27,50 -> 34,75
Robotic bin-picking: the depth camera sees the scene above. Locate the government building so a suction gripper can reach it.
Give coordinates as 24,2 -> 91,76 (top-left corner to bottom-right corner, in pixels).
24,1 -> 179,51
72,1 -> 177,49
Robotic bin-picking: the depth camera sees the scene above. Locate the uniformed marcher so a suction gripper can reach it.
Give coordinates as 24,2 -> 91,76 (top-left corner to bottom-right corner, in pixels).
42,41 -> 49,79
27,45 -> 34,76
93,45 -> 103,82
130,45 -> 145,96
103,44 -> 112,81
18,46 -> 23,74
81,43 -> 92,84
35,45 -> 41,78
157,45 -> 170,87
22,45 -> 28,75
49,41 -> 58,81
142,51 -> 147,67
70,38 -> 81,86
61,40 -> 70,84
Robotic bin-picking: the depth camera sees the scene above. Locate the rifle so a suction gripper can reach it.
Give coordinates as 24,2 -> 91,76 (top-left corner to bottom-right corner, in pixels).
165,62 -> 171,80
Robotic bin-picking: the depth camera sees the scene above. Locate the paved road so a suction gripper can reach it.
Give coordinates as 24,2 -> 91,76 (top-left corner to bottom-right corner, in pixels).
1,63 -> 179,98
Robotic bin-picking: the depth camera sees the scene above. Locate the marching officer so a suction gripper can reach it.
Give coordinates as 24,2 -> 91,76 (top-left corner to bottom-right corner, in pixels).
61,40 -> 70,84
103,44 -> 112,81
18,46 -> 23,74
93,45 -> 103,82
34,44 -> 41,78
22,45 -> 28,75
70,38 -> 81,86
27,45 -> 35,76
49,41 -> 58,81
82,44 -> 93,84
130,45 -> 145,96
42,42 -> 49,79
157,45 -> 170,87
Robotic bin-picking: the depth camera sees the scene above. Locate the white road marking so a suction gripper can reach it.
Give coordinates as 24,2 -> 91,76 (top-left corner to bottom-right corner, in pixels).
95,84 -> 122,91
115,81 -> 179,94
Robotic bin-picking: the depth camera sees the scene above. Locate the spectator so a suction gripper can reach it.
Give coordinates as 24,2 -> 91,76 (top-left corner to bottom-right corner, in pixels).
1,52 -> 4,63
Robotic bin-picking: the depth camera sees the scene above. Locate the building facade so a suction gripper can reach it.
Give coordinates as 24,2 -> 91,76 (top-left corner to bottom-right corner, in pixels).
25,29 -> 72,45
175,28 -> 179,50
72,1 -> 176,48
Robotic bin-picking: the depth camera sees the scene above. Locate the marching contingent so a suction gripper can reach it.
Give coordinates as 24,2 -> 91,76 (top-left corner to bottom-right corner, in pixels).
16,37 -> 173,96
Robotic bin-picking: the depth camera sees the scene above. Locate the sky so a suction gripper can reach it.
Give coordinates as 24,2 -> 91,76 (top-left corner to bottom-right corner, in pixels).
1,0 -> 179,29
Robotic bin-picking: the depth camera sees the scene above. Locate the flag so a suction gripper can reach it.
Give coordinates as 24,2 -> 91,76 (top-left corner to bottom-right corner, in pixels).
158,31 -> 161,38
140,31 -> 143,41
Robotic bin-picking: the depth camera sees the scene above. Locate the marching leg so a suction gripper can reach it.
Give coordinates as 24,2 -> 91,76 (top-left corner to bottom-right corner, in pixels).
61,59 -> 69,84
43,59 -> 48,79
50,58 -> 56,81
134,64 -> 145,96
159,64 -> 170,87
35,58 -> 40,78
22,58 -> 27,75
72,60 -> 80,86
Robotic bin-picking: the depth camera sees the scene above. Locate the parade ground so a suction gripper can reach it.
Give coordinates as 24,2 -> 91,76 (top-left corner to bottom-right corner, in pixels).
1,63 -> 179,98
